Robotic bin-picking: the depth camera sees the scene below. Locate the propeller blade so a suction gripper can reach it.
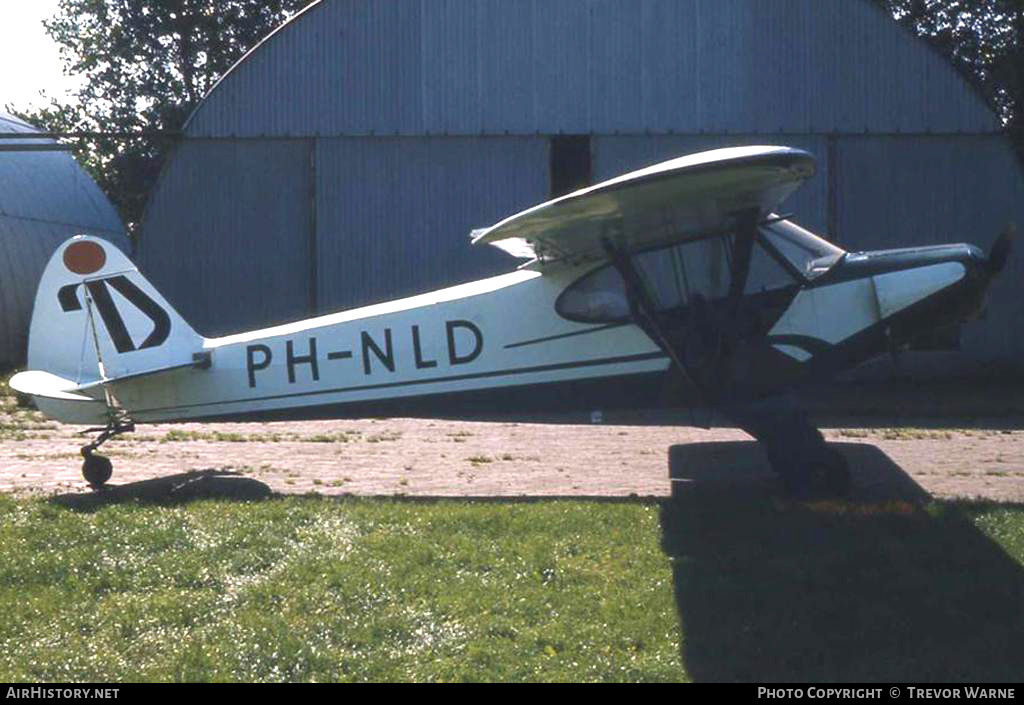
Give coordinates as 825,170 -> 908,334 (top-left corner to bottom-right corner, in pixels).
988,223 -> 1014,276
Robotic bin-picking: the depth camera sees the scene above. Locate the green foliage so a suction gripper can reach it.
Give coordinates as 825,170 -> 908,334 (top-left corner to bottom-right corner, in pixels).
6,0 -> 313,232
875,1 -> 1024,161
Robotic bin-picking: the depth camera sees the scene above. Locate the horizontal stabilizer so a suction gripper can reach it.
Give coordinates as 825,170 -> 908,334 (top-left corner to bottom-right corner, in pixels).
8,370 -> 98,402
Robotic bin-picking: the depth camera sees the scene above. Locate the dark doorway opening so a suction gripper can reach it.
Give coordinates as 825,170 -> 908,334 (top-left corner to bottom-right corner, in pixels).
550,135 -> 592,199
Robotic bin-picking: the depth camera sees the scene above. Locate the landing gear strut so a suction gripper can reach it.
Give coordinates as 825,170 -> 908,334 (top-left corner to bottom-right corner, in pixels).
79,413 -> 134,488
76,286 -> 136,489
725,396 -> 851,499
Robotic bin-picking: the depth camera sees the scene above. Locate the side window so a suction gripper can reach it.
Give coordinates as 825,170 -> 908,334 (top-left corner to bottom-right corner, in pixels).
555,265 -> 630,322
556,235 -> 736,322
656,237 -> 731,303
634,247 -> 687,310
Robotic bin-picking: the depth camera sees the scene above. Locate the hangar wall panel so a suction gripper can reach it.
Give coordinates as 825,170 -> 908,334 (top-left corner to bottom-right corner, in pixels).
194,1 -> 424,138
835,135 -> 1024,362
314,136 -> 549,312
186,0 -> 998,138
140,136 -> 550,335
138,140 -> 313,336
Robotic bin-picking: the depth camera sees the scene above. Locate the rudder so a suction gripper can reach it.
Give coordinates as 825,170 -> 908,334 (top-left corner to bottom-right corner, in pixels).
26,235 -> 203,385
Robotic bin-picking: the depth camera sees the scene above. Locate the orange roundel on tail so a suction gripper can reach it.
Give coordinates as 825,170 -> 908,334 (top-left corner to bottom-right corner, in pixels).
63,240 -> 106,274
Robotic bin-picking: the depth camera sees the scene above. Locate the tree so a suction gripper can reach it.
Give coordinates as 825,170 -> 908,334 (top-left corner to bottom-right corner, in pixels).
7,0 -> 313,235
874,0 -> 1024,161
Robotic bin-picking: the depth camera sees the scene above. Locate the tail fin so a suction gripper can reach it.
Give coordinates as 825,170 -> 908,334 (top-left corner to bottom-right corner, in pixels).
25,235 -> 202,385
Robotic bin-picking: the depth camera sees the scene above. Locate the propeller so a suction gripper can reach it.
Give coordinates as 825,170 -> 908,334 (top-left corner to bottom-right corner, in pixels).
988,222 -> 1015,277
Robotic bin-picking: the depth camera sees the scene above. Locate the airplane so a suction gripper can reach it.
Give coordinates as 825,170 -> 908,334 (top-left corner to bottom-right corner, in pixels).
8,145 -> 1012,497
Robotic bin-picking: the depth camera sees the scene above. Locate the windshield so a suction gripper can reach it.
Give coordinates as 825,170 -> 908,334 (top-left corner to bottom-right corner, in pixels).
760,219 -> 844,280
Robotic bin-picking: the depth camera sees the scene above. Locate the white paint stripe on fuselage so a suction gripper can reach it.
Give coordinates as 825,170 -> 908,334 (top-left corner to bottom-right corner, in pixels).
771,344 -> 812,362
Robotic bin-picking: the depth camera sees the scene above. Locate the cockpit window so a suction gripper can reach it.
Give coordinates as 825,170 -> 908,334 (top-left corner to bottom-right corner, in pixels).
556,218 -> 844,324
555,265 -> 630,321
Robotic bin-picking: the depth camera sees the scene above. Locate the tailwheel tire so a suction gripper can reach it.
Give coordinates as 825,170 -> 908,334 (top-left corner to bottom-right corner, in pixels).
82,454 -> 113,488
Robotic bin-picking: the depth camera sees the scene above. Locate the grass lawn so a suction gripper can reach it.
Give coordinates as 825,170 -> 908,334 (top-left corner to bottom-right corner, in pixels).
0,492 -> 1020,682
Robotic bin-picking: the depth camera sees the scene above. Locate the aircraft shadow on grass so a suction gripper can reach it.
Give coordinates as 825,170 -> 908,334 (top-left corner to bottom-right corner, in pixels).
663,440 -> 1024,682
49,469 -> 272,511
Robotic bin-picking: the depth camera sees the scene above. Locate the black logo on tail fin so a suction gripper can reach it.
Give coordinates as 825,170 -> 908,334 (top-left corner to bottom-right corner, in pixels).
58,285 -> 83,312
59,276 -> 170,353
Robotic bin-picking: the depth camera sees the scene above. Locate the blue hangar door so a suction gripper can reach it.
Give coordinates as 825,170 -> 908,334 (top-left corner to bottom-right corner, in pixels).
313,136 -> 550,314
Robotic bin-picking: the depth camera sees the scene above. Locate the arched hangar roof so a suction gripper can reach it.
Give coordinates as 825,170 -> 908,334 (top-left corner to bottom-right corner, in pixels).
0,112 -> 128,365
185,0 -> 1000,138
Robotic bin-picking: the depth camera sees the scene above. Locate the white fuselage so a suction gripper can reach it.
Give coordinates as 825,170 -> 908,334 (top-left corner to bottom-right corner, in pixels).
25,239 -> 973,427
94,265 -> 668,424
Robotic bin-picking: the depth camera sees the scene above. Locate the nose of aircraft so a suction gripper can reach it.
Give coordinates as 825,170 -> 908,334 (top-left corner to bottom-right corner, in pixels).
955,225 -> 1013,314
871,245 -> 985,323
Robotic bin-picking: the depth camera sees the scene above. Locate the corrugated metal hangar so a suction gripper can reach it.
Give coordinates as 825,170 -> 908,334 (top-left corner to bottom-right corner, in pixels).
139,0 -> 1024,373
0,112 -> 128,367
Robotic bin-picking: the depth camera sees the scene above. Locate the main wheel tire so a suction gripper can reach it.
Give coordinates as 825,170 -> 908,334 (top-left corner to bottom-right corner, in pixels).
819,447 -> 851,498
82,454 -> 113,487
767,444 -> 851,499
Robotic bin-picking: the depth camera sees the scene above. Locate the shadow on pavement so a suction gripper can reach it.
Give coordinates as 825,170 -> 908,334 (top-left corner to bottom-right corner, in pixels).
662,440 -> 1024,681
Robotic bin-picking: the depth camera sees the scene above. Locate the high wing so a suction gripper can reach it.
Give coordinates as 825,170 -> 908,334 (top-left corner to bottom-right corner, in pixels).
471,145 -> 815,266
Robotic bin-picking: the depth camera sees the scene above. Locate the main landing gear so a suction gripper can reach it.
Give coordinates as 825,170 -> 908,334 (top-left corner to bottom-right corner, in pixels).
601,218 -> 851,499
79,414 -> 134,488
725,396 -> 851,499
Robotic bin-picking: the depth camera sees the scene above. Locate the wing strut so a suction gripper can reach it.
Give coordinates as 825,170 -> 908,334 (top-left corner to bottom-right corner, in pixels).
727,209 -> 758,307
600,236 -> 714,428
606,210 -> 852,497
600,207 -> 763,406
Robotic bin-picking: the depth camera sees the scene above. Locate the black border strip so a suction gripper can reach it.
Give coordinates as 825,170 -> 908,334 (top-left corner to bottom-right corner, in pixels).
133,351 -> 669,415
504,323 -> 627,349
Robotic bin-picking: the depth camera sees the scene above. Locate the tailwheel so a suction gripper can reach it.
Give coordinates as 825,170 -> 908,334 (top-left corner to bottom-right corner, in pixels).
81,450 -> 113,488
78,412 -> 134,489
